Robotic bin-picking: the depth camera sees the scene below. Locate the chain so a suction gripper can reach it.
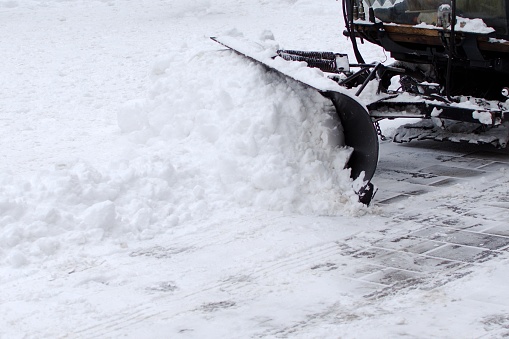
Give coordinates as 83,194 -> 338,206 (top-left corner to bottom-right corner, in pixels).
374,121 -> 387,141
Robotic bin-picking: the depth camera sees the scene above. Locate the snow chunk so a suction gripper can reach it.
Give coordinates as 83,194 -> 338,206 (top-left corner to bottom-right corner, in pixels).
455,18 -> 495,34
35,237 -> 60,256
6,249 -> 28,268
117,100 -> 148,133
431,108 -> 443,117
472,111 -> 493,125
81,200 -> 118,232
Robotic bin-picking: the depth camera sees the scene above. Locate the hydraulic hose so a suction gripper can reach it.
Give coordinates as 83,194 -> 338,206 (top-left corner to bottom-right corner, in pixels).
343,0 -> 366,64
446,0 -> 456,99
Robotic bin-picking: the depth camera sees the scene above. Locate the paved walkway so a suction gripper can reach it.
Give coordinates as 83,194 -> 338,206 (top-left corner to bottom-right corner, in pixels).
345,140 -> 509,296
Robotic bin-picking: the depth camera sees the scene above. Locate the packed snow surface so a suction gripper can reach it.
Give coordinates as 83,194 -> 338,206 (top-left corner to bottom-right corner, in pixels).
2,0 -> 509,338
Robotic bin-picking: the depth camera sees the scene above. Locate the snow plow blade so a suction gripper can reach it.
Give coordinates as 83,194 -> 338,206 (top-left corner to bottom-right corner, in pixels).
322,91 -> 378,181
211,36 -> 379,182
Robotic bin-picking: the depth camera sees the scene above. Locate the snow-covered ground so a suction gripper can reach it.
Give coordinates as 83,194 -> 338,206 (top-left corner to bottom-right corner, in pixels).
1,0 -> 509,338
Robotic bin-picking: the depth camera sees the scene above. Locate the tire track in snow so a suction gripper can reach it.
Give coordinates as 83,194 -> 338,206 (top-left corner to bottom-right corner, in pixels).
71,216 -> 376,338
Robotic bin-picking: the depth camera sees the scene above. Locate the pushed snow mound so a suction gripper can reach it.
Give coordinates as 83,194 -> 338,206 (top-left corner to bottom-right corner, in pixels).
0,40 -> 364,268
119,40 -> 361,214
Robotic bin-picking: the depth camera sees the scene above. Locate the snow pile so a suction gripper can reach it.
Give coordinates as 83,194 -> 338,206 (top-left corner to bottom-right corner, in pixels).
0,38 -> 363,267
119,39 -> 360,214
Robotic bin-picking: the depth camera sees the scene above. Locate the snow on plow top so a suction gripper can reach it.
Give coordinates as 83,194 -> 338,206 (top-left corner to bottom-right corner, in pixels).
213,34 -> 346,93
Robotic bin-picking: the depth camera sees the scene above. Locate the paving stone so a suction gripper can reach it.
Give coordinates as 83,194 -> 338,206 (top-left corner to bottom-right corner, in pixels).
361,268 -> 424,286
351,282 -> 383,295
353,247 -> 455,273
442,156 -> 490,169
404,187 -> 435,196
374,236 -> 444,254
478,161 -> 509,172
449,231 -> 509,250
440,204 -> 472,216
376,162 -> 426,174
409,226 -> 456,240
405,175 -> 445,186
487,202 -> 509,209
378,194 -> 410,205
426,244 -> 493,263
416,265 -> 474,291
377,150 -> 450,172
392,211 -> 451,225
449,223 -> 491,233
464,206 -> 509,223
483,223 -> 509,239
378,181 -> 435,196
336,242 -> 366,256
352,247 -> 392,260
337,263 -> 384,279
373,190 -> 398,202
464,151 -> 509,163
373,180 -> 432,201
400,140 -> 483,153
428,177 -> 464,187
419,164 -> 485,178
387,252 -> 457,272
410,226 -> 509,250
438,216 -> 483,229
375,168 -> 439,184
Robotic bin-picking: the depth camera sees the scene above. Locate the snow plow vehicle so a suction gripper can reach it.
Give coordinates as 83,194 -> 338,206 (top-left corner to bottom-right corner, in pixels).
213,0 -> 509,203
